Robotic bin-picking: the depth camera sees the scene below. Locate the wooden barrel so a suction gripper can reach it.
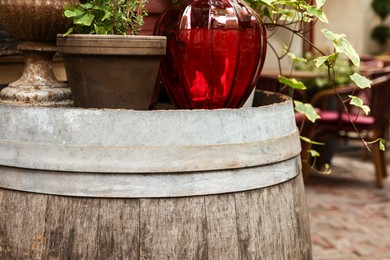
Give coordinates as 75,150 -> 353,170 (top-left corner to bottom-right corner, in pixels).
0,91 -> 312,259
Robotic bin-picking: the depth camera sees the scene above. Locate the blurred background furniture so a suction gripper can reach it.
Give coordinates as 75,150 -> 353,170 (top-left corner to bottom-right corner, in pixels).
308,74 -> 390,187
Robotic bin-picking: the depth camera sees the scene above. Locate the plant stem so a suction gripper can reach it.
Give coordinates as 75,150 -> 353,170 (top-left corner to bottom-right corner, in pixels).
112,0 -> 119,34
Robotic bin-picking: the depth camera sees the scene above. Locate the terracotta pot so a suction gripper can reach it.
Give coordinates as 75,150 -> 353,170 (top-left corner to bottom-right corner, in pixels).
0,0 -> 73,106
56,34 -> 166,109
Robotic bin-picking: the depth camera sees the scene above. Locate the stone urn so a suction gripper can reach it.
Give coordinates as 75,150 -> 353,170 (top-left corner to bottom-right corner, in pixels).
0,0 -> 73,106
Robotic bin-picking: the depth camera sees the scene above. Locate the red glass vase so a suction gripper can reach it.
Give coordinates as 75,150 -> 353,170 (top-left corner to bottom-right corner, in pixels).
154,0 -> 267,109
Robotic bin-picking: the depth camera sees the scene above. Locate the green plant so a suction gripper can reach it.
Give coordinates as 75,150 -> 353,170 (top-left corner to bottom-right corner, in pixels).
63,0 -> 148,36
244,0 -> 385,170
246,2 -> 369,119
371,0 -> 390,20
371,25 -> 390,45
370,0 -> 390,48
293,52 -> 357,97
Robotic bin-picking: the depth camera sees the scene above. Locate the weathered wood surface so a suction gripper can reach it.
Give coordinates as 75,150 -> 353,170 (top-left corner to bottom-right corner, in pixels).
0,174 -> 312,259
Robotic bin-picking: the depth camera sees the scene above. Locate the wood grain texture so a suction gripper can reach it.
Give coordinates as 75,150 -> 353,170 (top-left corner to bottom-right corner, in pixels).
97,199 -> 140,259
0,189 -> 47,259
140,197 -> 208,259
42,195 -> 100,259
205,194 -> 240,259
235,174 -> 312,259
0,173 -> 312,259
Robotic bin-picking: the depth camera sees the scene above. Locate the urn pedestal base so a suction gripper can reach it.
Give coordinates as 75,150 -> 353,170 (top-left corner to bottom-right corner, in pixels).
0,42 -> 72,106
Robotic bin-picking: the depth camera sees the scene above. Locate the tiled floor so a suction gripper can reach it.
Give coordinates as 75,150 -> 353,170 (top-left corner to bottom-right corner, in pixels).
305,142 -> 390,259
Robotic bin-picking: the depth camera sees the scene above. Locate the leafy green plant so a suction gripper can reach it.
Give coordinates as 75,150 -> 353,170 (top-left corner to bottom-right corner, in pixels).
247,2 -> 372,120
63,0 -> 148,36
244,0 -> 385,170
292,52 -> 357,97
370,0 -> 390,48
371,25 -> 390,46
371,0 -> 390,20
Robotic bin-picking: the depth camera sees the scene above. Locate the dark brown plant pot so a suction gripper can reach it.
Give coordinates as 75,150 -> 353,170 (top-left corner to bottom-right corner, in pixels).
139,0 -> 173,108
56,34 -> 166,109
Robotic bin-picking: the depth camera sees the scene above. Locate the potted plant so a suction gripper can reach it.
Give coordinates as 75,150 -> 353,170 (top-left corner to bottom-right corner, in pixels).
56,0 -> 167,109
371,0 -> 390,52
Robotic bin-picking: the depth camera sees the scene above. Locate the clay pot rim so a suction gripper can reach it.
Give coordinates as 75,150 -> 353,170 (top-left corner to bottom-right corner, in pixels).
56,34 -> 167,55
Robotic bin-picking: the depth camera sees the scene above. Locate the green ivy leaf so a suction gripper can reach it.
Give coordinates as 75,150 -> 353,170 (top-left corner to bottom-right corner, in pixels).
262,7 -> 273,21
314,56 -> 328,67
63,27 -> 74,37
316,0 -> 326,8
366,138 -> 386,151
309,149 -> 320,157
278,75 -> 307,90
294,101 -> 321,123
64,9 -> 81,18
323,164 -> 331,174
322,29 -> 360,67
288,52 -> 307,63
80,3 -> 94,9
349,95 -> 370,115
314,53 -> 337,67
322,28 -> 345,41
275,8 -> 297,22
350,73 -> 372,89
94,24 -> 109,34
306,6 -> 328,23
74,12 -> 95,26
380,139 -> 386,151
300,136 -> 325,145
101,10 -> 111,21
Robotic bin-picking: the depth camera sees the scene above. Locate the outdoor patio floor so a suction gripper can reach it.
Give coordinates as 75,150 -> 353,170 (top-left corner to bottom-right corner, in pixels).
305,141 -> 390,259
